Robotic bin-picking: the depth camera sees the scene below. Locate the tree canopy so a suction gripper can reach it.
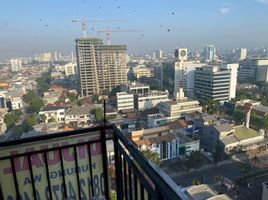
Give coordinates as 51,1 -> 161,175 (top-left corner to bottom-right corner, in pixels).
141,149 -> 160,164
186,151 -> 204,169
36,73 -> 52,94
23,90 -> 44,113
233,110 -> 245,124
4,112 -> 20,129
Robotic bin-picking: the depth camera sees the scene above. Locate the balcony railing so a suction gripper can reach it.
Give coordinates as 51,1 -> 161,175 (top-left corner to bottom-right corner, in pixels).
0,124 -> 183,200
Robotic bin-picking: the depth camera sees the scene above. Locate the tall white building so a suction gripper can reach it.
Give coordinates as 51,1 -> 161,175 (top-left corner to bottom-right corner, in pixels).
195,66 -> 231,101
64,62 -> 77,76
174,48 -> 188,98
256,59 -> 268,82
174,61 -> 205,98
76,38 -> 127,96
153,50 -> 163,60
173,48 -> 206,98
10,59 -> 22,72
221,63 -> 239,100
134,90 -> 169,111
203,45 -> 216,63
116,92 -> 134,111
235,48 -> 247,60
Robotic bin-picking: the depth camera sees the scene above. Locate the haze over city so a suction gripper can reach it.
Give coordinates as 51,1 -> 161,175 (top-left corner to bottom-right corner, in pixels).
1,1 -> 268,200
1,0 -> 268,59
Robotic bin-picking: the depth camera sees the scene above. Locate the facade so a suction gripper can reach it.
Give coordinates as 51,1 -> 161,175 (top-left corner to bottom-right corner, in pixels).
159,99 -> 202,117
11,97 -> 23,110
10,59 -> 22,72
132,126 -> 199,160
120,82 -> 150,95
148,99 -> 202,128
256,60 -> 268,82
221,63 -> 239,100
133,66 -> 153,79
0,115 -> 7,135
65,105 -> 92,127
76,38 -> 127,96
134,90 -> 169,111
195,66 -> 231,101
161,62 -> 175,94
39,106 -> 66,124
203,45 -> 216,62
153,49 -> 163,60
116,92 -> 134,111
43,91 -> 61,104
173,61 -> 205,98
238,58 -> 268,83
235,48 -> 247,60
99,45 -> 128,91
64,62 -> 77,76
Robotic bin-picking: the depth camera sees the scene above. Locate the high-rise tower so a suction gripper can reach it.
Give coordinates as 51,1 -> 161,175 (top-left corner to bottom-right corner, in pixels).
76,38 -> 127,96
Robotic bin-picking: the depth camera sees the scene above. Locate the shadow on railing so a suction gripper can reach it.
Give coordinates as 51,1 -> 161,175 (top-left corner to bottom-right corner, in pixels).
0,124 -> 183,200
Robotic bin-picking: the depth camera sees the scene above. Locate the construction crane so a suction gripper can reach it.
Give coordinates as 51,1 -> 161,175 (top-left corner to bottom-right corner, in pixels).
98,29 -> 144,45
72,18 -> 127,38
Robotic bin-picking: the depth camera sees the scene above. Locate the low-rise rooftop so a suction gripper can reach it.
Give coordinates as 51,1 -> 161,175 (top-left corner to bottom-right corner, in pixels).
186,184 -> 216,200
67,105 -> 94,116
234,126 -> 259,140
40,105 -> 65,112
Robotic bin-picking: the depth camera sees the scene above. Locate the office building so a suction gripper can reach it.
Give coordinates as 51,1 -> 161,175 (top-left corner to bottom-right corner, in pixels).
174,60 -> 205,98
37,52 -> 52,62
64,62 -> 77,76
256,60 -> 268,82
153,49 -> 163,60
134,90 -> 169,111
221,63 -> 239,100
235,48 -> 247,60
195,66 -> 231,101
10,59 -> 22,72
116,92 -> 134,111
133,66 -> 153,79
76,38 -> 127,96
203,45 -> 216,62
238,58 -> 268,83
159,99 -> 202,117
173,48 -> 188,98
38,105 -> 65,124
120,82 -> 150,95
99,45 -> 128,91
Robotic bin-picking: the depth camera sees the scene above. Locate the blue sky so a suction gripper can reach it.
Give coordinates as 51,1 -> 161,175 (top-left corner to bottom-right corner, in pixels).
1,0 -> 268,59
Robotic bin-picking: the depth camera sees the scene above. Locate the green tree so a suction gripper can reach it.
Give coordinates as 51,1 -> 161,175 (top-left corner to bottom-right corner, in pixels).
250,111 -> 263,130
23,90 -> 36,103
23,90 -> 44,113
233,110 -> 245,124
109,85 -> 121,98
95,108 -> 104,122
47,117 -> 56,123
213,142 -> 223,163
26,114 -> 37,127
39,114 -> 46,123
187,151 -> 204,169
29,98 -> 44,113
68,93 -> 77,102
262,115 -> 268,130
141,149 -> 160,164
240,163 -> 251,175
214,175 -> 223,193
4,113 -> 18,129
13,109 -> 22,116
36,73 -> 51,94
192,178 -> 202,185
200,99 -> 220,114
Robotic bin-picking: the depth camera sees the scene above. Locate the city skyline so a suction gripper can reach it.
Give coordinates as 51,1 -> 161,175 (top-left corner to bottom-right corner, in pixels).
1,0 -> 268,59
